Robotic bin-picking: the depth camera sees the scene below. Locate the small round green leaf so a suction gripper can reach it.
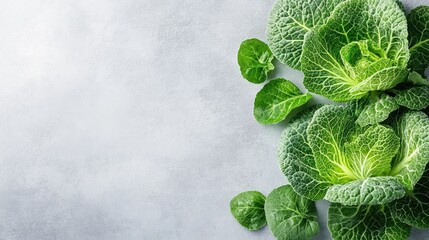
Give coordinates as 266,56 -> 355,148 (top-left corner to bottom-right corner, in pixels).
230,191 -> 266,230
254,79 -> 312,124
265,185 -> 319,240
237,38 -> 274,84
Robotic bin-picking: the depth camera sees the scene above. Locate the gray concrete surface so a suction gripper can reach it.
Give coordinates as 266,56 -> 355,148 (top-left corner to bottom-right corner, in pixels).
0,0 -> 427,239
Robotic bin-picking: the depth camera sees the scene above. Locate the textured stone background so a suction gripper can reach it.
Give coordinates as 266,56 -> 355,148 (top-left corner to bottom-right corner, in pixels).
0,0 -> 428,239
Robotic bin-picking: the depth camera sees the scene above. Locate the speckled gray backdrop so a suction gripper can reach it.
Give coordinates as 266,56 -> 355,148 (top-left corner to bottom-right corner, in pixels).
0,0 -> 427,239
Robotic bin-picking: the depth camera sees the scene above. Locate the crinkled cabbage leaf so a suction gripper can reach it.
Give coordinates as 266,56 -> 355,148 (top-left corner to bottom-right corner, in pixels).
325,177 -> 405,205
278,106 -> 331,200
390,164 -> 429,228
267,0 -> 343,69
408,6 -> 429,75
356,94 -> 399,127
388,111 -> 429,190
328,203 -> 411,240
394,86 -> 429,110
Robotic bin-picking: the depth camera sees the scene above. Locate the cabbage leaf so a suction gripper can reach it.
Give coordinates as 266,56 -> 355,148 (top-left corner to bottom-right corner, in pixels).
267,0 -> 343,69
328,204 -> 411,240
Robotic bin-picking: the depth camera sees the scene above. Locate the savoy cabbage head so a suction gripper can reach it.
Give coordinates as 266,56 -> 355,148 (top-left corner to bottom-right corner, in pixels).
279,103 -> 429,205
302,0 -> 409,101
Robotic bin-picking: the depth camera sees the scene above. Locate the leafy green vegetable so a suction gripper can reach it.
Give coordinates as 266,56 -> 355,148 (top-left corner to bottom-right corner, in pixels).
328,204 -> 411,240
391,164 -> 429,228
267,0 -> 342,69
394,86 -> 429,110
302,0 -> 409,101
254,79 -> 312,124
265,185 -> 319,240
408,71 -> 429,86
389,111 -> 429,190
278,106 -> 331,200
230,191 -> 266,230
238,38 -> 275,84
307,106 -> 399,183
408,6 -> 429,75
303,105 -> 408,205
325,177 -> 405,205
356,94 -> 399,127
279,104 -> 429,207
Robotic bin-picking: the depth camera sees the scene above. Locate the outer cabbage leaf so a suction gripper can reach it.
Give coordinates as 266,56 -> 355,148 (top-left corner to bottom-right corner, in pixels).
328,204 -> 411,240
265,185 -> 319,240
389,111 -> 429,190
278,106 -> 331,200
254,79 -> 312,124
325,177 -> 405,205
238,38 -> 275,84
391,164 -> 429,228
302,0 -> 409,101
408,6 -> 429,75
356,94 -> 399,127
394,86 -> 429,110
267,0 -> 343,69
230,191 -> 266,230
